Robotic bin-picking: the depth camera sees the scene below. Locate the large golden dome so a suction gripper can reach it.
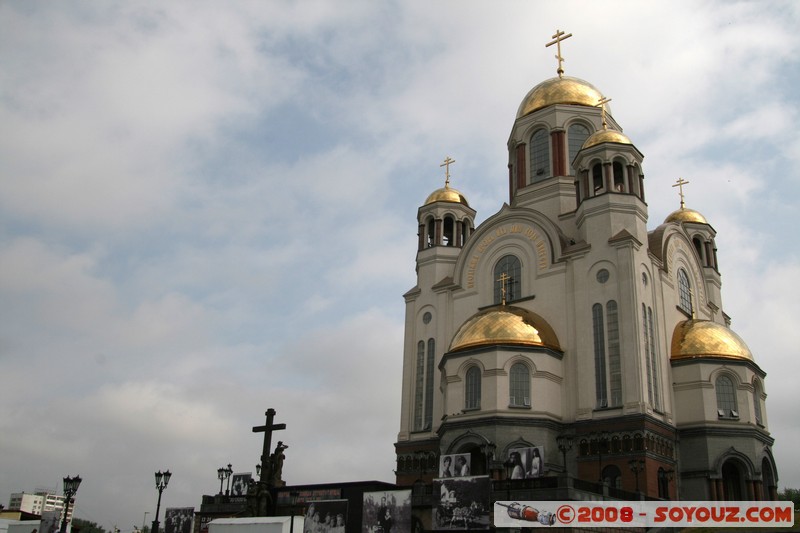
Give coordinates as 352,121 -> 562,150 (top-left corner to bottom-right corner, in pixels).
665,207 -> 708,225
671,319 -> 753,361
517,76 -> 607,118
424,184 -> 470,206
449,305 -> 560,352
581,129 -> 632,150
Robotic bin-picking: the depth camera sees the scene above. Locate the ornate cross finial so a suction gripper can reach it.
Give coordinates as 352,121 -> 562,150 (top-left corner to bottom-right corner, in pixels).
545,29 -> 573,78
595,96 -> 612,129
672,177 -> 690,208
497,272 -> 510,306
440,156 -> 456,187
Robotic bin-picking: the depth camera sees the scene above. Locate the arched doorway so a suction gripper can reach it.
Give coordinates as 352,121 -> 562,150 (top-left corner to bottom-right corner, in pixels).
721,460 -> 745,500
762,457 -> 776,500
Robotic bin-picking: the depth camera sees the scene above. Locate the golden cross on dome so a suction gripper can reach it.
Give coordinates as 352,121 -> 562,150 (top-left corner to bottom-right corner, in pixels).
440,156 -> 456,187
672,177 -> 690,208
595,96 -> 612,129
546,29 -> 573,78
497,272 -> 510,306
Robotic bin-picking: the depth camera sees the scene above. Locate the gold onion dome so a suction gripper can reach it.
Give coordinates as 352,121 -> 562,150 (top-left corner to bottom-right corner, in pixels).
517,76 -> 607,118
581,129 -> 632,150
424,184 -> 470,206
449,305 -> 560,352
665,207 -> 708,225
671,319 -> 753,361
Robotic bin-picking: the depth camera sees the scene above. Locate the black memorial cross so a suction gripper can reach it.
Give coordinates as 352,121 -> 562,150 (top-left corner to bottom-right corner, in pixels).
252,408 -> 286,483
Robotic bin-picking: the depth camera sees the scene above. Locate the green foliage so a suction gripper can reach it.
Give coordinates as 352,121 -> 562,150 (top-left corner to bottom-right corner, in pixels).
777,487 -> 800,508
72,518 -> 107,533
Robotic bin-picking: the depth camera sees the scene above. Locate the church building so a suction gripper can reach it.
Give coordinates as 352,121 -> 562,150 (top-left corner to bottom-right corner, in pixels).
393,32 -> 779,509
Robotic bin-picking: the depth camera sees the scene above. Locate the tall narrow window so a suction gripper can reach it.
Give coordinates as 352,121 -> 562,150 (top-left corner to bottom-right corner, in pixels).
592,163 -> 603,193
613,162 -> 625,191
443,216 -> 454,246
529,129 -> 550,182
509,363 -> 530,407
413,341 -> 425,430
643,304 -> 654,405
678,269 -> 693,315
465,366 -> 481,410
716,375 -> 738,418
592,303 -> 608,408
424,339 -> 435,429
494,255 -> 521,304
607,301 -> 622,407
568,123 -> 590,175
647,307 -> 661,410
753,382 -> 763,425
426,218 -> 435,248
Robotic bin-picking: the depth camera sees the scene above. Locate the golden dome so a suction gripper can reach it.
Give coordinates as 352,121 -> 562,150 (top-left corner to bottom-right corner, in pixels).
449,305 -> 560,352
517,76 -> 607,118
424,185 -> 470,206
671,320 -> 753,361
665,207 -> 708,224
581,129 -> 632,150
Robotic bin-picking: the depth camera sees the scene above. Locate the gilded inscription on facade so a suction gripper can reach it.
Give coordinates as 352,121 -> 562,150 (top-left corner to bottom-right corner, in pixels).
465,224 -> 548,288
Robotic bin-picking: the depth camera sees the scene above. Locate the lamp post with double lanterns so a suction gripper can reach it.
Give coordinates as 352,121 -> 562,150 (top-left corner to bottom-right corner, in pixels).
594,431 -> 610,483
60,475 -> 82,533
556,435 -> 573,473
151,470 -> 172,533
629,459 -> 645,493
224,464 -> 233,495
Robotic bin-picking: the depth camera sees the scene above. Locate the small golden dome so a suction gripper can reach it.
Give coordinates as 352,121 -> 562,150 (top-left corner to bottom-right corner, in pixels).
581,129 -> 632,150
665,207 -> 708,225
424,185 -> 470,206
671,319 -> 753,361
517,76 -> 607,118
449,305 -> 560,352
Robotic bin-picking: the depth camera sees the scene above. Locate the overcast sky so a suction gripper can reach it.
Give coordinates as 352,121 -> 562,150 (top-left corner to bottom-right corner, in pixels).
1,1 -> 799,530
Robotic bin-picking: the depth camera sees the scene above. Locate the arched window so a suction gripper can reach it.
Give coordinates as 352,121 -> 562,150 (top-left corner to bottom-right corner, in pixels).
465,366 -> 481,410
592,303 -> 607,408
602,465 -> 622,488
678,268 -> 693,315
568,123 -> 590,175
509,363 -> 530,407
716,375 -> 738,419
494,255 -> 521,304
613,162 -> 625,191
753,381 -> 763,425
529,128 -> 550,182
592,163 -> 603,193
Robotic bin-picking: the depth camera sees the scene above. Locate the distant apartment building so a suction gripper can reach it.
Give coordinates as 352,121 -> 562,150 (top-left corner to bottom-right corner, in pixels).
8,490 -> 73,522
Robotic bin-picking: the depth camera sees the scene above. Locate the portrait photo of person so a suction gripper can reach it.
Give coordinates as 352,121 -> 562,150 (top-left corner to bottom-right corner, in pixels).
527,446 -> 543,478
439,455 -> 453,478
454,454 -> 470,477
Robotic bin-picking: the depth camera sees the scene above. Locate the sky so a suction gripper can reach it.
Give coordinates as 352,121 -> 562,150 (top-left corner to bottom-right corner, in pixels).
1,0 -> 799,530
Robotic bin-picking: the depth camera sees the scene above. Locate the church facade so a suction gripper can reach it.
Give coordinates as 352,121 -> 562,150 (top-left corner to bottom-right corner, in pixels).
394,42 -> 778,506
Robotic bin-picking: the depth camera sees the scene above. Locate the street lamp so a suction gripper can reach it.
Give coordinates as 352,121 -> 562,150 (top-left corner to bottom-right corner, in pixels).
629,459 -> 645,492
225,464 -> 233,495
289,491 -> 299,533
60,475 -> 82,533
595,431 -> 610,483
151,470 -> 172,533
217,468 -> 225,495
556,435 -> 573,473
142,512 -> 149,533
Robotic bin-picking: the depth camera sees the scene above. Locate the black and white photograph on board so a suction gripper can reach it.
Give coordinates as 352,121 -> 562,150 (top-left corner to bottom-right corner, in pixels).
439,453 -> 471,477
164,507 -> 194,533
432,476 -> 491,530
362,489 -> 411,533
